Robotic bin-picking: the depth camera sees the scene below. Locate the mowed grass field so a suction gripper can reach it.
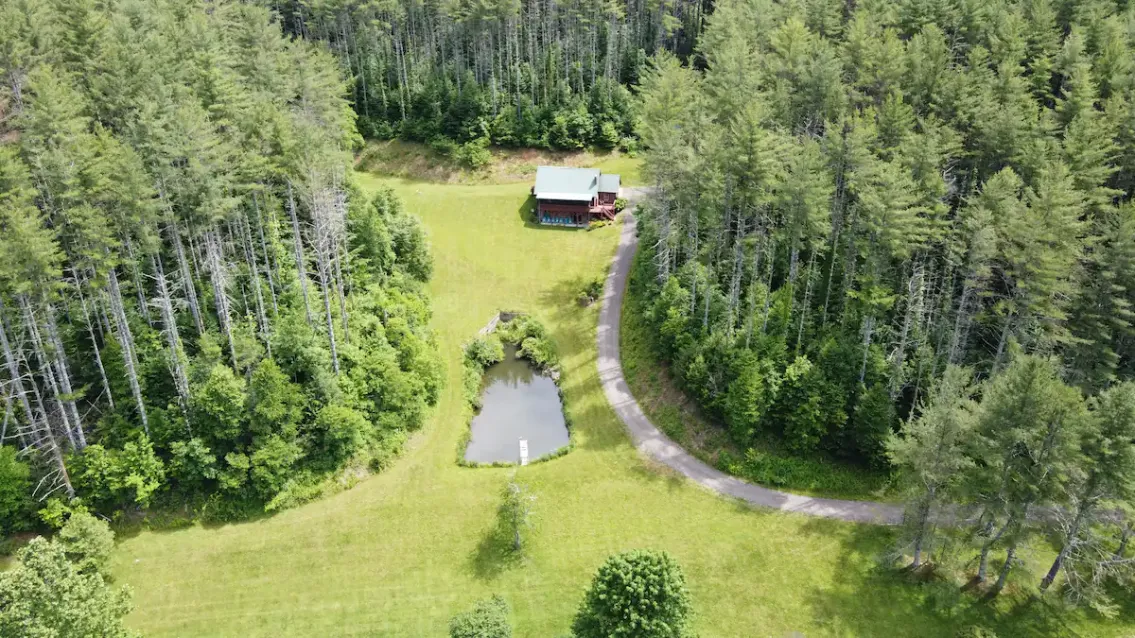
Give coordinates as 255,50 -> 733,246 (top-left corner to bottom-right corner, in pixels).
110,161 -> 1135,637
354,140 -> 645,186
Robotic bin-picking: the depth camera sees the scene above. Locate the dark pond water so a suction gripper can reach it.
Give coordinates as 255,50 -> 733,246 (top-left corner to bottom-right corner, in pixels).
465,345 -> 569,464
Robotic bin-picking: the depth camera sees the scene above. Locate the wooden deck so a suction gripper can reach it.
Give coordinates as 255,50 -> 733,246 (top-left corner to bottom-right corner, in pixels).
537,201 -> 617,223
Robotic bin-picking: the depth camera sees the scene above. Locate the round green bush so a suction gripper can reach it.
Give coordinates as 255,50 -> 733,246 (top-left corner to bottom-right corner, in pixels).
571,549 -> 692,638
449,595 -> 511,638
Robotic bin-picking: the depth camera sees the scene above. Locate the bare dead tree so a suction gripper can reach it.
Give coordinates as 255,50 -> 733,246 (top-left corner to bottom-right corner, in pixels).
287,182 -> 316,327
745,223 -> 766,349
75,276 -> 113,410
123,239 -> 152,327
107,266 -> 149,434
18,296 -> 78,450
239,210 -> 271,355
306,176 -> 345,374
330,188 -> 350,345
204,228 -> 238,370
726,214 -> 747,337
0,388 -> 12,446
653,193 -> 673,285
0,300 -> 73,498
760,235 -> 777,334
796,250 -> 818,353
1060,519 -> 1135,608
252,191 -> 280,316
47,305 -> 85,447
168,220 -> 205,336
150,253 -> 190,414
890,261 -> 925,399
686,204 -> 699,316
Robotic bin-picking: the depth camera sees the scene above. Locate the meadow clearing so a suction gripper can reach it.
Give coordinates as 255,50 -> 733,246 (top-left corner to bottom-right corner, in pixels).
109,157 -> 1134,637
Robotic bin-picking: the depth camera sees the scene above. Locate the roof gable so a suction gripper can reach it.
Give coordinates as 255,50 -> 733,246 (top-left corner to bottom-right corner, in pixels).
598,173 -> 621,194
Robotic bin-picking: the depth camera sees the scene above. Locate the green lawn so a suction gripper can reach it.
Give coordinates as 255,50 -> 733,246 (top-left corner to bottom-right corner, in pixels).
109,173 -> 1134,637
592,153 -> 644,186
355,140 -> 645,186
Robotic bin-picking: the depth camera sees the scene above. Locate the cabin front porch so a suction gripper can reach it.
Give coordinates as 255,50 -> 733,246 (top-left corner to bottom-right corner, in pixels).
537,202 -> 617,226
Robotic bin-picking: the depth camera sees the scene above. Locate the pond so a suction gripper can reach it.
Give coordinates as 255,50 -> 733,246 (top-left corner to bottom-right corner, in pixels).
465,345 -> 570,464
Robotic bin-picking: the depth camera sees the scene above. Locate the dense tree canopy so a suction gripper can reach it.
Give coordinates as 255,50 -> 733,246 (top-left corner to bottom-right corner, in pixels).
634,0 -> 1135,468
269,0 -> 709,150
0,0 -> 442,526
632,0 -> 1135,597
0,514 -> 133,638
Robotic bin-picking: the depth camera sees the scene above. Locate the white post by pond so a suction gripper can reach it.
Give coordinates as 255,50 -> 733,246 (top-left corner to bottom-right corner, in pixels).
519,439 -> 529,466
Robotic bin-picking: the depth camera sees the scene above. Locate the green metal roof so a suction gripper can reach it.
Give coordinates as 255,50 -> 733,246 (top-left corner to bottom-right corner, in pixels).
534,166 -> 599,201
598,173 -> 621,194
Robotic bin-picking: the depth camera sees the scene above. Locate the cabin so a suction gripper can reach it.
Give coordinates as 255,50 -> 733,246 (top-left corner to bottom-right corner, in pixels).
532,166 -> 621,227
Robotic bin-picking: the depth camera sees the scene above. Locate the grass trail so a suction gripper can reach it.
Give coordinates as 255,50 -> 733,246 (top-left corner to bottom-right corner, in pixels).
110,174 -> 1134,637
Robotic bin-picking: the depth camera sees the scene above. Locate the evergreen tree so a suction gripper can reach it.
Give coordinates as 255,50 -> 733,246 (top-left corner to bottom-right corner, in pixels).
0,0 -> 444,529
269,0 -> 692,149
969,355 -> 1086,596
631,0 -> 1135,476
886,365 -> 977,569
1041,382 -> 1135,591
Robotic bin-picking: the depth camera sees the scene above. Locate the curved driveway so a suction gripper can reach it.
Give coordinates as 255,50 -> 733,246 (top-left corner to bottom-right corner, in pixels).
596,210 -> 904,525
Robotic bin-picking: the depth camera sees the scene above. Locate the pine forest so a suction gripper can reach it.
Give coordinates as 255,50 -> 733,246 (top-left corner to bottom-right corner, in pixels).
2,0 -> 1135,634
0,0 -> 443,526
274,0 -> 704,151
634,0 -> 1135,466
631,0 -> 1135,602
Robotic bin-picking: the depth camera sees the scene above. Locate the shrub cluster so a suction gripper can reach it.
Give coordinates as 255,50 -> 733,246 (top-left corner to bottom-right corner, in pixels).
496,316 -> 560,374
465,335 -> 506,369
449,595 -> 512,638
445,550 -> 692,638
718,448 -> 889,499
433,136 -> 494,171
577,278 -> 606,306
463,335 -> 506,411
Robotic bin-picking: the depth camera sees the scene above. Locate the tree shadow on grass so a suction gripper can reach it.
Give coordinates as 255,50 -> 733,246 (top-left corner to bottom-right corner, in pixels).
624,454 -> 688,492
798,519 -> 963,637
796,516 -> 1122,638
468,506 -> 526,582
111,497 -> 277,543
539,277 -> 599,325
